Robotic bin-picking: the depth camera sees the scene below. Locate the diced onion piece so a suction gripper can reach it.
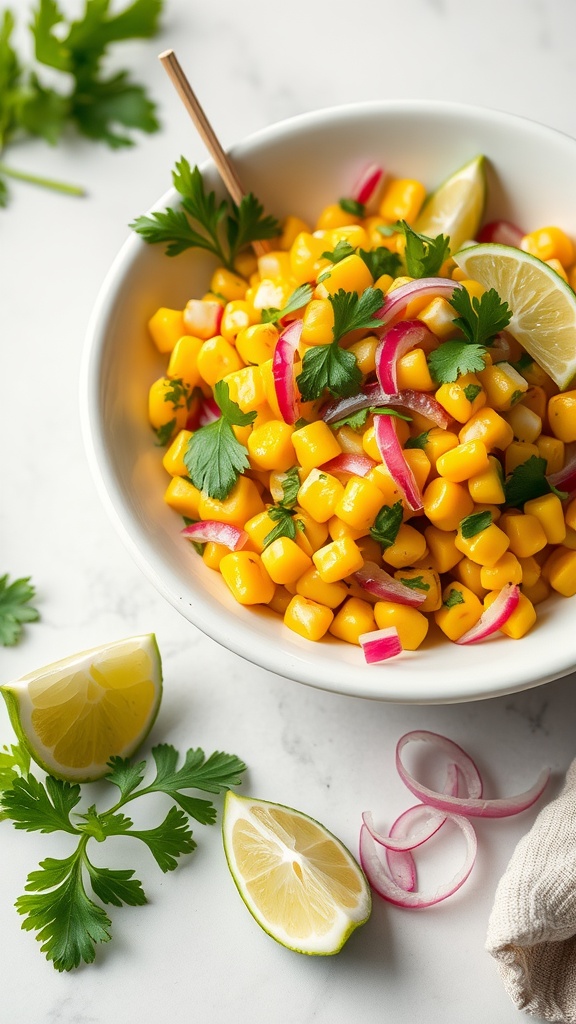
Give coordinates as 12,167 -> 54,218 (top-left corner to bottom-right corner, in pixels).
477,220 -> 524,247
272,319 -> 303,424
376,278 -> 461,331
320,453 -> 377,477
198,396 -> 221,425
353,561 -> 427,606
183,299 -> 223,340
376,320 -> 435,394
395,730 -> 549,818
181,520 -> 248,551
359,814 -> 477,909
351,163 -> 384,206
456,583 -> 520,644
359,627 -> 403,664
373,413 -> 423,511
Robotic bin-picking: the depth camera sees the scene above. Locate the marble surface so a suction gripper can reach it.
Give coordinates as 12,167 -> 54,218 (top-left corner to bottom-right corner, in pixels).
2,1 -> 576,1021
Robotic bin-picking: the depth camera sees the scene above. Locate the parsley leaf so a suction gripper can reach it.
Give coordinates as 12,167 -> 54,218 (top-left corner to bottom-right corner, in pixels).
0,574 -> 40,646
370,502 -> 404,549
460,510 -> 493,538
427,340 -> 487,384
358,247 -> 401,280
504,454 -> 567,507
132,157 -> 279,269
398,221 -> 451,278
261,284 -> 313,324
450,287 -> 512,346
330,286 -> 385,344
184,381 -> 256,500
296,343 -> 361,403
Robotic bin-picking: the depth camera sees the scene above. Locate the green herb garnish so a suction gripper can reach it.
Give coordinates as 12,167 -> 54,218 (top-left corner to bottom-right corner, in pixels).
460,510 -> 493,539
0,575 -> 39,646
504,454 -> 568,507
443,588 -> 465,607
397,221 -> 451,278
183,381 -> 256,500
261,284 -> 314,324
369,501 -> 404,549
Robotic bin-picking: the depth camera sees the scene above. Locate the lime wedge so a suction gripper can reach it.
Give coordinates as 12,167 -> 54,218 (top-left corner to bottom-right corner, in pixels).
222,791 -> 371,955
414,155 -> 486,252
1,634 -> 162,781
453,242 -> 576,390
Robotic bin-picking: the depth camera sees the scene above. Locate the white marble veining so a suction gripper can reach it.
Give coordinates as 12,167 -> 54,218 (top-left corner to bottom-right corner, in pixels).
2,1 -> 576,1021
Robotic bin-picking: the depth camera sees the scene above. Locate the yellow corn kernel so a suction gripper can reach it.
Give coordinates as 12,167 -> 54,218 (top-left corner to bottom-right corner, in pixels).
404,448 -> 432,495
521,385 -> 547,420
396,348 -> 436,391
258,359 -> 283,420
210,267 -> 247,303
284,595 -> 334,641
297,469 -> 345,524
424,525 -> 461,573
505,403 -> 542,443
484,589 -> 537,639
518,555 -> 541,588
289,232 -> 327,284
458,407 -> 515,451
468,455 -> 505,505
436,439 -> 489,484
198,476 -> 264,530
301,298 -> 335,346
357,535 -> 384,564
148,307 -> 187,353
520,226 -> 575,266
235,323 -> 278,365
502,513 -> 548,558
566,527 -> 576,550
164,476 -> 201,519
257,251 -> 292,281
379,178 -> 426,224
382,523 -> 428,568
312,536 -> 364,583
221,300 -> 256,343
328,516 -> 365,542
361,424 -> 382,462
166,336 -> 204,390
246,420 -> 294,472
478,362 -> 528,412
295,567 -> 348,609
521,577 -> 550,605
332,425 -> 364,457
333,476 -> 384,532
423,478 -> 474,532
202,541 -> 229,571
366,465 -> 404,505
536,434 -> 565,475
566,498 -> 576,531
417,297 -> 459,340
348,335 -> 378,376
294,509 -> 330,555
420,428 -> 460,472
162,429 -> 192,477
197,336 -> 243,388
315,203 -> 360,231
244,509 -> 279,553
266,586 -> 293,617
279,215 -> 310,250
394,566 -> 442,612
148,377 -> 188,435
222,365 -> 267,414
455,520 -> 510,568
220,551 -> 275,605
548,391 -> 576,443
524,493 -> 566,545
504,441 -> 540,476
292,420 -> 342,472
480,552 -> 523,590
547,259 -> 568,282
329,597 -> 376,645
434,583 -> 483,641
435,374 -> 486,423
260,536 -> 312,585
451,557 -> 487,599
232,251 -> 258,278
373,602 -> 429,650
321,254 -> 373,296
373,273 -> 394,293
543,547 -> 576,597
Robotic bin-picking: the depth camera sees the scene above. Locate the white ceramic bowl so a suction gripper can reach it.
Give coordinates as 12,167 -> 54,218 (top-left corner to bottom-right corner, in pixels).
81,99 -> 576,704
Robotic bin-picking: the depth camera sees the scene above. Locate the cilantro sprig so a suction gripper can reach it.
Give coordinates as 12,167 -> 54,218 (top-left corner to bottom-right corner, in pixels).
370,502 -> 403,549
1,744 -> 246,971
428,286 -> 513,384
261,284 -> 313,325
131,158 -> 280,269
184,381 -> 256,500
0,575 -> 39,646
504,455 -> 568,507
396,221 -> 451,278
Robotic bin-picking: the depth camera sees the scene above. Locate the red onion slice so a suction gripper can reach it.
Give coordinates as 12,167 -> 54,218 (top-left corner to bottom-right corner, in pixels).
320,453 -> 377,477
351,163 -> 384,206
181,520 -> 248,550
198,396 -> 221,425
359,627 -> 403,664
359,814 -> 477,909
353,561 -> 427,606
396,731 -> 549,819
376,278 -> 461,331
374,413 -> 423,511
272,319 -> 303,425
376,320 -> 435,394
456,583 -> 520,644
548,444 -> 576,495
322,384 -> 450,430
477,220 -> 524,247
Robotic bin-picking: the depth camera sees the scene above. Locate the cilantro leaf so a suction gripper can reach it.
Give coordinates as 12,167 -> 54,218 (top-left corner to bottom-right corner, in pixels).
297,343 -> 362,402
84,861 -> 147,909
128,806 -> 196,872
339,197 -> 364,216
261,284 -> 313,325
330,286 -> 385,344
184,381 -> 256,500
398,575 -> 430,592
330,407 -> 371,432
404,430 -> 431,450
0,574 -> 40,646
428,341 -> 487,384
463,383 -> 482,402
358,247 -> 401,279
1,774 -> 80,834
370,502 -> 403,549
321,239 -> 355,264
278,466 -> 301,508
444,588 -> 465,607
154,418 -> 177,447
460,510 -> 493,538
263,506 -> 303,548
398,221 -> 451,278
450,287 -> 512,346
504,454 -> 567,507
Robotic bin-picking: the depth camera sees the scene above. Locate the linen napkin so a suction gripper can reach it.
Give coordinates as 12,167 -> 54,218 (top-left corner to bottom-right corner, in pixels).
486,758 -> 576,1023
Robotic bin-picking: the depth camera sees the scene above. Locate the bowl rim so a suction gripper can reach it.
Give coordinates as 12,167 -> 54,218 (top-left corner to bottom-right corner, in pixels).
80,98 -> 576,704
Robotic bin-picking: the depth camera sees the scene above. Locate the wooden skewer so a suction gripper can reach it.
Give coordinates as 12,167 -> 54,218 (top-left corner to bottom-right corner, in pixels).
159,49 -> 271,257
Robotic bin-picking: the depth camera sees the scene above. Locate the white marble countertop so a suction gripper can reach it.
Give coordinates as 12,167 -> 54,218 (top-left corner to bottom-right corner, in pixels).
2,2 -> 576,1021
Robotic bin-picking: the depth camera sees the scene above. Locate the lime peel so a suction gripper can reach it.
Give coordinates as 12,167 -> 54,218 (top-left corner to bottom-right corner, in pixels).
414,154 -> 486,254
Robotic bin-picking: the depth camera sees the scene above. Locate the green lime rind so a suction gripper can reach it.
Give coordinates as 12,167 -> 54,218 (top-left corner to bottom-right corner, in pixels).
414,155 -> 486,254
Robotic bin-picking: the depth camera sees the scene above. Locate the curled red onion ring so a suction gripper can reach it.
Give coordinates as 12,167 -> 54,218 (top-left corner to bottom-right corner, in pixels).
322,384 -> 450,430
376,278 -> 461,331
396,731 -> 550,819
353,561 -> 427,606
272,319 -> 303,425
456,583 -> 520,644
374,413 -> 423,512
181,520 -> 248,550
319,453 -> 377,477
359,627 -> 403,664
477,220 -> 524,247
351,163 -> 384,206
376,320 -> 435,394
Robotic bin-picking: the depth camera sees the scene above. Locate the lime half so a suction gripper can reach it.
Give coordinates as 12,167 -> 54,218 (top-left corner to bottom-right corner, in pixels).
222,791 -> 371,955
453,242 -> 576,390
1,634 -> 162,782
414,155 -> 486,252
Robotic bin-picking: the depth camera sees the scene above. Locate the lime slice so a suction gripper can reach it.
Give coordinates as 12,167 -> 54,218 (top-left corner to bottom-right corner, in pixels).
222,791 -> 371,955
414,155 -> 486,252
453,242 -> 576,390
1,634 -> 162,782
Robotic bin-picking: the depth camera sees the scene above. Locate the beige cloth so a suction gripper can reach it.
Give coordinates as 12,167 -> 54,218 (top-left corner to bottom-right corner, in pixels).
486,759 -> 576,1023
